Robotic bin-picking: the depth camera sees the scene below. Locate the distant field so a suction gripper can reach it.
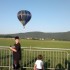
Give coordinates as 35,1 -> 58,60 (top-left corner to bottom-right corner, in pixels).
0,38 -> 70,48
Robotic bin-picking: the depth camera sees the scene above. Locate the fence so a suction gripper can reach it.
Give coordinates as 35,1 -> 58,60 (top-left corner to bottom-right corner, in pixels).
22,47 -> 70,70
0,47 -> 12,70
0,47 -> 70,70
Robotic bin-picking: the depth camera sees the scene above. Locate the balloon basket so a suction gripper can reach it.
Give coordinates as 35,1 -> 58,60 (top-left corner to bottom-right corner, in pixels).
23,26 -> 25,28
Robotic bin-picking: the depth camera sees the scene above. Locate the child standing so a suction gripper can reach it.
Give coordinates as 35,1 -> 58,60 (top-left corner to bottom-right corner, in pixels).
10,36 -> 21,70
34,55 -> 44,70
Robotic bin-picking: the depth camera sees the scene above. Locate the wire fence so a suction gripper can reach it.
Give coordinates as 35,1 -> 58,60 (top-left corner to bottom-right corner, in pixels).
0,47 -> 70,70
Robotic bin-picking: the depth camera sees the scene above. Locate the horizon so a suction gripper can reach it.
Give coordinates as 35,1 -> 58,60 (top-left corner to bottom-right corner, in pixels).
0,31 -> 70,35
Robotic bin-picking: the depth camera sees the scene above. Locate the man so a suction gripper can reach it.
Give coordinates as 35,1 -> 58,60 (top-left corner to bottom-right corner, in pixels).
10,36 -> 21,70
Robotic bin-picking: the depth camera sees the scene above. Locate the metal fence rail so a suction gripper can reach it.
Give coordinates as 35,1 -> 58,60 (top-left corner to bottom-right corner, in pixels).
0,47 -> 12,70
0,47 -> 70,70
22,47 -> 70,70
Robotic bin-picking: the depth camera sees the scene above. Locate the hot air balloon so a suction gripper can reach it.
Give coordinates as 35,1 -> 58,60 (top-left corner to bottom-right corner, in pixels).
17,10 -> 31,27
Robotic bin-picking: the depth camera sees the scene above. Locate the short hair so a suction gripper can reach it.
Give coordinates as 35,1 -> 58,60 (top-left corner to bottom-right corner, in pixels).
38,55 -> 43,60
15,36 -> 19,39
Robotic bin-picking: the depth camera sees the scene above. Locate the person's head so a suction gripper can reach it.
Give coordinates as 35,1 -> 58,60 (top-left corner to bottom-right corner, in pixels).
38,55 -> 43,60
15,36 -> 20,44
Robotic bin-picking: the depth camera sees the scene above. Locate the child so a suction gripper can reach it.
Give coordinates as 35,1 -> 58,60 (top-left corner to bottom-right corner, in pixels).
34,55 -> 44,70
10,36 -> 21,70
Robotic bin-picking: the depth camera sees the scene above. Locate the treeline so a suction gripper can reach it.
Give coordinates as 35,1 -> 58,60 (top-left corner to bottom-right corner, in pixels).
0,31 -> 70,41
0,35 -> 13,38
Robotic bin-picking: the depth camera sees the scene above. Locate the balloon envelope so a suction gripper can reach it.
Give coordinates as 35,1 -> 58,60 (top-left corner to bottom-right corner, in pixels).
17,10 -> 31,26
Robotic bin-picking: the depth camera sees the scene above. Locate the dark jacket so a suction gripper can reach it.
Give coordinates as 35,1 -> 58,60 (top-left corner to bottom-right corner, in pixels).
13,43 -> 21,61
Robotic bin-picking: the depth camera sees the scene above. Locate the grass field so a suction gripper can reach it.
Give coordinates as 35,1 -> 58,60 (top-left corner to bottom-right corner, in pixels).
0,38 -> 70,48
0,38 -> 70,70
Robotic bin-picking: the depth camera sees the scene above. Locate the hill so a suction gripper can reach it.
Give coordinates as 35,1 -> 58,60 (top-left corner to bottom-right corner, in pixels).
0,31 -> 70,41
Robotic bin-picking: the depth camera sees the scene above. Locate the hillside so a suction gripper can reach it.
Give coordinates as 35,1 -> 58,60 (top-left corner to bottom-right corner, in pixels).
0,31 -> 70,41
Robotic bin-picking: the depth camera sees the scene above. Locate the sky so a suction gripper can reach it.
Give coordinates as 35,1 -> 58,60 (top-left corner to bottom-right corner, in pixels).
0,0 -> 70,34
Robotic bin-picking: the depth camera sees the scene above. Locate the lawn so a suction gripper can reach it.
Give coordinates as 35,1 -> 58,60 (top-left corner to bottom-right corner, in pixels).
0,38 -> 70,48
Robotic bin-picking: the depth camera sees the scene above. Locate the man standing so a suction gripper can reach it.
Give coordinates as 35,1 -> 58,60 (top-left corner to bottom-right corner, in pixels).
10,36 -> 21,70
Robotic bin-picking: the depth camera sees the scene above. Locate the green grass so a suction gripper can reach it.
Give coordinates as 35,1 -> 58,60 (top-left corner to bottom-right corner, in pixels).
21,39 -> 70,48
0,38 -> 70,48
